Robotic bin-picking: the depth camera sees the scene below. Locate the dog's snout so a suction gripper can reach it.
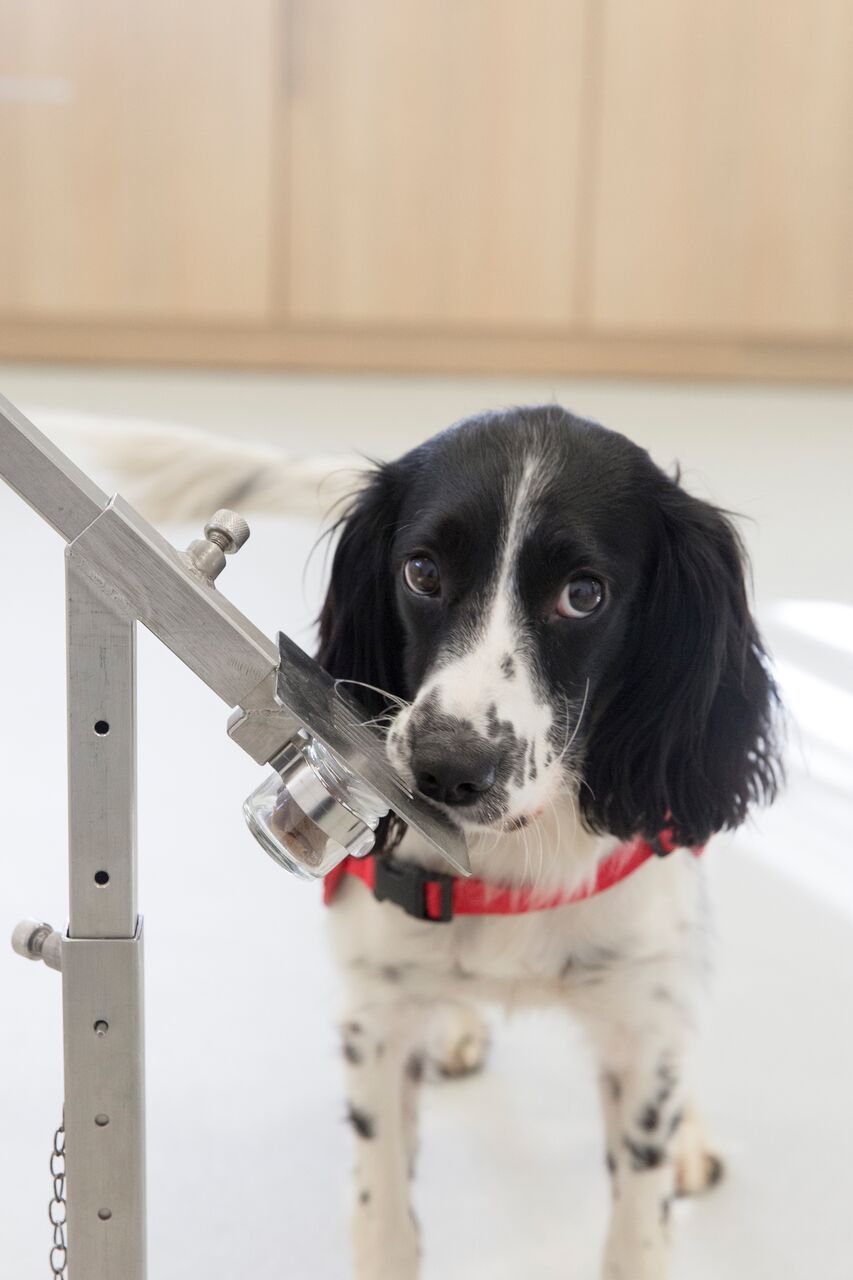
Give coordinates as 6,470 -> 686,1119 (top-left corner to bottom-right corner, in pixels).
413,748 -> 499,807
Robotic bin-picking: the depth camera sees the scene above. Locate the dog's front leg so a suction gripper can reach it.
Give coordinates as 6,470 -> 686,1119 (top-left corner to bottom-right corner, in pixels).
340,998 -> 422,1280
597,1046 -> 686,1280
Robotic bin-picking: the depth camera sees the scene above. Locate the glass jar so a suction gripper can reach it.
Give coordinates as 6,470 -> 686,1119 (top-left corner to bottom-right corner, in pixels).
243,734 -> 389,879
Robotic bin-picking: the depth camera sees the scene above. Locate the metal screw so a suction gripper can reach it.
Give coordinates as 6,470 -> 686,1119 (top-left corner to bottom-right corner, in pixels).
11,919 -> 52,960
94,1114 -> 109,1127
12,919 -> 62,971
203,509 -> 250,555
97,1208 -> 112,1221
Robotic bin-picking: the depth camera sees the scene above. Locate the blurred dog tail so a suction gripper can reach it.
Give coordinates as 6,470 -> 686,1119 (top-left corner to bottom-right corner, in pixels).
76,419 -> 366,524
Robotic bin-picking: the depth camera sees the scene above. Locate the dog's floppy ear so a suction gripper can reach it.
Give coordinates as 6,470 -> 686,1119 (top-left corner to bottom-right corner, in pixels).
583,478 -> 782,848
316,463 -> 406,721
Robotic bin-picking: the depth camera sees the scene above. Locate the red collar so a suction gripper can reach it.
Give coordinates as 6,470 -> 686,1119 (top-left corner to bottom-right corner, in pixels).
323,828 -> 702,924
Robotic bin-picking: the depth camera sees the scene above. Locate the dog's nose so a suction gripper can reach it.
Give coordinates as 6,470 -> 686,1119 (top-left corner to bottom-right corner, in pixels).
413,751 -> 498,806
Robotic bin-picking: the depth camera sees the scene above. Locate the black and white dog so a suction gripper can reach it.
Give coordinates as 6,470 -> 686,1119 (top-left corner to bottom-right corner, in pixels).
105,402 -> 781,1276
315,406 -> 781,1279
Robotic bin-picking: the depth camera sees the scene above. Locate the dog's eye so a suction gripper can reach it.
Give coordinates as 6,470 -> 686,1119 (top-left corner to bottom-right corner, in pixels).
555,576 -> 604,618
403,555 -> 441,597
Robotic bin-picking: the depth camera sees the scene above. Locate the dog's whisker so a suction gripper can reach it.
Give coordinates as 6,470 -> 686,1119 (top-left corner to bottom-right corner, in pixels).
356,710 -> 398,727
545,795 -> 564,880
533,803 -> 547,895
333,677 -> 411,710
565,678 -> 591,753
554,679 -> 591,768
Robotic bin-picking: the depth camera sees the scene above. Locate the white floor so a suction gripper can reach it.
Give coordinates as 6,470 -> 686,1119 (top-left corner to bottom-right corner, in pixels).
1,365 -> 852,1278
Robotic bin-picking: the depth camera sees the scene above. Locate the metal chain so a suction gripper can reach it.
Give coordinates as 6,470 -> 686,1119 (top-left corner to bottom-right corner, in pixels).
48,1113 -> 67,1278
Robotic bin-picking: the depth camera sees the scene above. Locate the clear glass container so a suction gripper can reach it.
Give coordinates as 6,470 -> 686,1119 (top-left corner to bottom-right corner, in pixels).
243,735 -> 389,879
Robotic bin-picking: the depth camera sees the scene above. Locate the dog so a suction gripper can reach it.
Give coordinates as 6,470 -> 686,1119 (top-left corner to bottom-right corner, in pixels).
314,405 -> 781,1279
100,401 -> 781,1276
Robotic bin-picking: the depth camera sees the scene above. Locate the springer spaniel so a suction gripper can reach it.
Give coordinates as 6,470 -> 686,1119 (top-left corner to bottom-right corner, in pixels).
316,406 -> 781,1279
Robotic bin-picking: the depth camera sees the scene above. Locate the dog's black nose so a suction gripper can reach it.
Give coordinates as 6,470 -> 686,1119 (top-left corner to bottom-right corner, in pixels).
413,751 -> 498,806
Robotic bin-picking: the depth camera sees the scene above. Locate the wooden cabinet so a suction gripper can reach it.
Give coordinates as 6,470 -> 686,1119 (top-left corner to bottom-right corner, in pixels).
1,0 -> 852,377
286,0 -> 589,329
0,0 -> 277,320
588,0 -> 853,337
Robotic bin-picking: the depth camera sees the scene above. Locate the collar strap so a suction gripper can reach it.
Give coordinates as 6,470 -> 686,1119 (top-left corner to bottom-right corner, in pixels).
322,828 -> 702,924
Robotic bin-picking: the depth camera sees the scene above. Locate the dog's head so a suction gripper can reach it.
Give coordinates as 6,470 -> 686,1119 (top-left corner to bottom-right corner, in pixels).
318,407 -> 781,850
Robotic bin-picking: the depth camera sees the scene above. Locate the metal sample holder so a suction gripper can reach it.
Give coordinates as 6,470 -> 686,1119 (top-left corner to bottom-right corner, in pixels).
0,393 -> 468,1279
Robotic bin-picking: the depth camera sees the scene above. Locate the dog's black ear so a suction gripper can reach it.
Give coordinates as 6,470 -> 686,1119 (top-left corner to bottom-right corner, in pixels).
316,463 -> 406,721
583,479 -> 782,848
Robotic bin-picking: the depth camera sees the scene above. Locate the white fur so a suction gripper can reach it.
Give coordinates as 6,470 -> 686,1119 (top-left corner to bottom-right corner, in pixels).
333,808 -> 713,1280
70,414 -> 361,522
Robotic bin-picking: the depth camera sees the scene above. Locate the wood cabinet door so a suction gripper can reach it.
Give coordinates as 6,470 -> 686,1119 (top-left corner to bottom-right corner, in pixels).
0,0 -> 277,320
588,0 -> 853,337
287,0 -> 590,330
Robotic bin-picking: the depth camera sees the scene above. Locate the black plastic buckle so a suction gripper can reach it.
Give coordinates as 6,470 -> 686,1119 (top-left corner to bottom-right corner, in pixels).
649,829 -> 676,857
373,856 -> 455,923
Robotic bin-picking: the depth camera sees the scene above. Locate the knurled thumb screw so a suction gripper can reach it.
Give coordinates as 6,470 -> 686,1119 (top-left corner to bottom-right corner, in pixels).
204,510 -> 251,555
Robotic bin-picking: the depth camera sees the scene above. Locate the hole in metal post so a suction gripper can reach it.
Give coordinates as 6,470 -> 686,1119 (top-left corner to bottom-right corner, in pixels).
97,1208 -> 112,1221
94,1020 -> 109,1036
94,870 -> 110,886
94,1114 -> 109,1127
94,720 -> 110,735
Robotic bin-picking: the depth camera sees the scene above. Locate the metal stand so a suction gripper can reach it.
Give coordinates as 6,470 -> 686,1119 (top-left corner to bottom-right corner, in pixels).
1,392 -> 467,1279
1,394 -> 286,1279
62,562 -> 145,1277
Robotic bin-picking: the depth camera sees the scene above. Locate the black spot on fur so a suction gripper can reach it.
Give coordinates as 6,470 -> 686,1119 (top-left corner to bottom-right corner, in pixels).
655,1060 -> 678,1106
668,1109 -> 684,1137
343,1041 -> 362,1066
603,1072 -> 622,1104
639,1105 -> 660,1132
500,654 -> 516,679
624,1136 -> 664,1170
606,1151 -> 617,1177
705,1153 -> 725,1187
346,1105 -> 375,1140
359,1189 -> 371,1205
511,738 -> 528,787
406,1053 -> 425,1084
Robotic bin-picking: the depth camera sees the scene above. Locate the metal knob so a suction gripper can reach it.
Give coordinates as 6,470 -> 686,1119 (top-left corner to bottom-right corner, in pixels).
204,509 -> 251,555
12,918 -> 63,971
185,509 -> 251,584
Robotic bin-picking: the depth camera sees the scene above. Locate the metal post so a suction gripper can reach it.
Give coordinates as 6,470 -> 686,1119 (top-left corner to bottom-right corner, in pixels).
62,557 -> 145,1280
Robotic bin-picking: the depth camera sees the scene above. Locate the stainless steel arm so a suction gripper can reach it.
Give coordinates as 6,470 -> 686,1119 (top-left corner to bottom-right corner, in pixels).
0,392 -> 108,539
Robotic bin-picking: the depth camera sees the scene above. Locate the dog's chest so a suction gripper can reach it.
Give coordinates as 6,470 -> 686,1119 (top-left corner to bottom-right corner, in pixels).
330,853 -> 705,1006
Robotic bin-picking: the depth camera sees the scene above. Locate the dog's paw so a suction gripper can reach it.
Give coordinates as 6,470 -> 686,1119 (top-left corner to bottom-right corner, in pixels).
673,1105 -> 725,1197
426,1002 -> 490,1079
